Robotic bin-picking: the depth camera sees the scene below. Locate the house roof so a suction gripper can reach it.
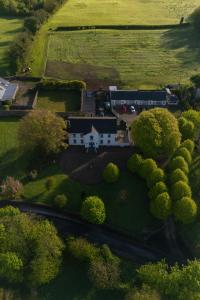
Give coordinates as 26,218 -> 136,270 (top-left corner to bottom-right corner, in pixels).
110,90 -> 167,101
68,117 -> 117,134
0,77 -> 18,101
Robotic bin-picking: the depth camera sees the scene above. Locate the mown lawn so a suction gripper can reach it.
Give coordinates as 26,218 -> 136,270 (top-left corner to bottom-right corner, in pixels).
37,90 -> 81,112
0,17 -> 23,75
46,28 -> 200,88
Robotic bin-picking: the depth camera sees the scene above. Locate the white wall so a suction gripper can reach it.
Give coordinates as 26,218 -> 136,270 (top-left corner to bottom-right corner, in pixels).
69,133 -> 118,148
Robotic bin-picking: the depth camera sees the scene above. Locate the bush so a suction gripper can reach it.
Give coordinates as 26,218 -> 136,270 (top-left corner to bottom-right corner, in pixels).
169,156 -> 189,174
67,237 -> 99,262
45,177 -> 55,190
125,285 -> 161,300
103,163 -> 120,183
171,181 -> 192,201
175,147 -> 192,165
173,197 -> 197,224
148,182 -> 168,200
37,79 -> 86,91
178,117 -> 195,141
54,194 -> 68,208
138,159 -> 157,179
170,169 -> 188,184
147,168 -> 165,188
150,192 -> 171,220
81,196 -> 106,224
127,154 -> 143,174
2,105 -> 10,111
181,139 -> 195,154
1,177 -> 23,200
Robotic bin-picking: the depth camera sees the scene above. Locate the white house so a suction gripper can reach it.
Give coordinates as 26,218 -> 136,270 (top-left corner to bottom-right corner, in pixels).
109,86 -> 178,107
0,77 -> 18,104
68,116 -> 120,150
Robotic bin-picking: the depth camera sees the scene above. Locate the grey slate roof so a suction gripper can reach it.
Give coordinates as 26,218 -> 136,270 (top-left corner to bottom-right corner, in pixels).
0,77 -> 18,101
68,117 -> 117,134
110,90 -> 167,101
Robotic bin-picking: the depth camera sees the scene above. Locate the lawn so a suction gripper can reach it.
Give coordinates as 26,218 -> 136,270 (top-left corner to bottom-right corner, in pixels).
0,17 -> 23,75
37,90 -> 81,112
45,28 -> 200,88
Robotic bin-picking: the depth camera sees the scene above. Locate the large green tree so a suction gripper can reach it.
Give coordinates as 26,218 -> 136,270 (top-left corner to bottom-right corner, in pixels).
131,108 -> 181,159
18,110 -> 67,155
81,196 -> 106,224
0,206 -> 64,286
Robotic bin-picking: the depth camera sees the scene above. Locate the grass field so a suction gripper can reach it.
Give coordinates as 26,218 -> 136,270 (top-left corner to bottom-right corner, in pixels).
49,0 -> 199,26
37,90 -> 81,112
46,28 -> 200,88
0,17 -> 23,75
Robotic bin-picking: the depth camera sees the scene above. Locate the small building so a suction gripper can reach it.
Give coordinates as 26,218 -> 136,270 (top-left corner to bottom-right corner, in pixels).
0,77 -> 18,104
109,86 -> 178,107
68,116 -> 130,150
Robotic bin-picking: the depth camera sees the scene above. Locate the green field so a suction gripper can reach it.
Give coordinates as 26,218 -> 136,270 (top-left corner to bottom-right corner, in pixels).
46,28 -> 200,88
37,90 -> 81,112
0,17 -> 23,75
49,0 -> 199,26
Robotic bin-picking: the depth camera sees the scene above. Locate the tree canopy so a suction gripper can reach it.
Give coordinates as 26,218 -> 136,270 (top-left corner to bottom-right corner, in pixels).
173,197 -> 197,224
131,108 -> 181,159
81,196 -> 106,224
103,162 -> 120,183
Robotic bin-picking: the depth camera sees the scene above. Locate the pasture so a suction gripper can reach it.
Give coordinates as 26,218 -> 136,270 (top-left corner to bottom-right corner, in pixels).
0,17 -> 22,75
49,0 -> 199,27
46,28 -> 200,88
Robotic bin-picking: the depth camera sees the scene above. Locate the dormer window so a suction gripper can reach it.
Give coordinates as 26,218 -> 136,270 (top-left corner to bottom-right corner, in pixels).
90,136 -> 93,140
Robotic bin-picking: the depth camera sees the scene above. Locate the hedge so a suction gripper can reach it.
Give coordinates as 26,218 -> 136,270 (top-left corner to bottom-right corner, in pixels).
37,79 -> 86,91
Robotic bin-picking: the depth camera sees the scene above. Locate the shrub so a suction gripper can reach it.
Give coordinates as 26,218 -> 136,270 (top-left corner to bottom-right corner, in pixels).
67,237 -> 99,262
175,147 -> 192,165
81,196 -> 106,224
148,182 -> 168,200
181,139 -> 195,154
150,192 -> 171,220
170,169 -> 188,184
178,117 -> 195,141
169,156 -> 189,174
54,194 -> 68,208
1,177 -> 23,200
173,197 -> 197,224
138,159 -> 157,179
45,177 -> 55,190
3,105 -> 10,111
171,181 -> 192,201
127,154 -> 143,174
103,163 -> 120,183
147,168 -> 165,188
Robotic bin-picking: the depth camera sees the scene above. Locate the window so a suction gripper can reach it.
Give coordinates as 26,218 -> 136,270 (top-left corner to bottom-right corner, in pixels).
100,134 -> 103,138
90,136 -> 93,140
73,139 -> 77,144
108,140 -> 111,144
81,140 -> 84,144
100,140 -> 103,144
108,134 -> 111,138
73,134 -> 76,137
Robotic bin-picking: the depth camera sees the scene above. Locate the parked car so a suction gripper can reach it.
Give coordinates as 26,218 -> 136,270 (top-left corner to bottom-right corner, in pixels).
130,106 -> 136,113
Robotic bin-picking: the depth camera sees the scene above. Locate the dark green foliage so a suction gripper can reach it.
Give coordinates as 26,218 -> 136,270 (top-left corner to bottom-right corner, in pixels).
37,79 -> 86,91
81,196 -> 106,224
169,156 -> 189,174
191,7 -> 200,33
67,237 -> 99,262
181,139 -> 195,154
125,285 -> 161,300
54,194 -> 68,208
131,108 -> 181,159
171,180 -> 192,201
178,117 -> 195,141
175,147 -> 192,165
24,16 -> 39,33
103,162 -> 120,183
170,168 -> 188,184
173,197 -> 197,224
147,168 -> 165,188
139,159 -> 157,179
0,206 -> 64,286
148,182 -> 168,200
150,192 -> 171,220
127,153 -> 143,173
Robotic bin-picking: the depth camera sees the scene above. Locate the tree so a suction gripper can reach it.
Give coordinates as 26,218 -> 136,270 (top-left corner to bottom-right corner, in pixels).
103,163 -> 120,183
171,181 -> 192,201
45,177 -> 55,190
190,7 -> 200,33
54,194 -> 68,208
24,16 -> 38,33
182,139 -> 195,154
67,237 -> 99,262
1,177 -> 23,200
148,182 -> 168,200
150,192 -> 171,220
127,153 -> 143,174
125,285 -> 161,300
147,168 -> 165,188
0,206 -> 64,286
175,147 -> 192,165
139,159 -> 157,179
169,156 -> 189,174
182,110 -> 200,141
131,108 -> 181,159
81,196 -> 106,224
178,117 -> 195,141
170,168 -> 188,184
173,197 -> 197,224
18,110 -> 67,155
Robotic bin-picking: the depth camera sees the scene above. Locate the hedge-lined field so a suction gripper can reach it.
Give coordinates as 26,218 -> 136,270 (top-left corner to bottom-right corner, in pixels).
46,28 -> 200,88
0,17 -> 22,75
49,0 -> 199,27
